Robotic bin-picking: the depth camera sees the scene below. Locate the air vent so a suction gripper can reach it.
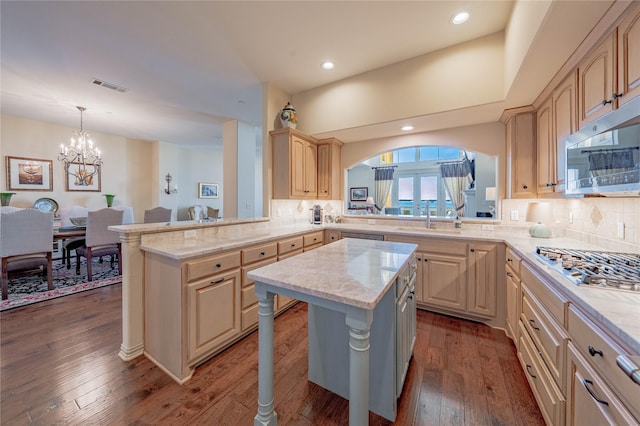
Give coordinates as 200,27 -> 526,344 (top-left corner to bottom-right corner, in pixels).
92,78 -> 128,93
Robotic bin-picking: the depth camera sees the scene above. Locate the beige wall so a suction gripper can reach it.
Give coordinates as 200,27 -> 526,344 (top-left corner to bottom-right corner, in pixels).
1,114 -> 154,221
292,32 -> 505,135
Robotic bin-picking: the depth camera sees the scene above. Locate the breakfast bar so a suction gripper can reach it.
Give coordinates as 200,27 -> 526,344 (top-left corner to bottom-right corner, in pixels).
248,238 -> 417,426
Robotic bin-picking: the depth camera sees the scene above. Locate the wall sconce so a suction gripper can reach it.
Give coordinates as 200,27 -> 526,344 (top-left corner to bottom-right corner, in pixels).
165,173 -> 178,195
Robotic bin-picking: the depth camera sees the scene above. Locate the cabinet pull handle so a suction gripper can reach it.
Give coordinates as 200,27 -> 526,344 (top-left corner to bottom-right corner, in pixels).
546,182 -> 557,187
211,278 -> 224,284
616,355 -> 640,385
506,271 -> 513,278
529,319 -> 540,331
611,92 -> 623,100
215,263 -> 222,268
602,98 -> 613,105
588,345 -> 604,357
526,364 -> 536,379
582,379 -> 609,406
291,244 -> 296,248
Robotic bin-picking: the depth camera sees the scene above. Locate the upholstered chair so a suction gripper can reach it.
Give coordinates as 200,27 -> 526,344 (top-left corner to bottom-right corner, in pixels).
0,209 -> 54,300
75,208 -> 124,281
144,207 -> 172,223
58,205 -> 89,268
188,205 -> 206,220
207,207 -> 220,219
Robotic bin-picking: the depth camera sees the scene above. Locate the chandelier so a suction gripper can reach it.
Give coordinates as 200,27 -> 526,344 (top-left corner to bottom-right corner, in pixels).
58,106 -> 103,186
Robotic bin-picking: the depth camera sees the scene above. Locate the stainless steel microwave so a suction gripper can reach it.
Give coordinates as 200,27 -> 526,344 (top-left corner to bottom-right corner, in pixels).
565,96 -> 640,196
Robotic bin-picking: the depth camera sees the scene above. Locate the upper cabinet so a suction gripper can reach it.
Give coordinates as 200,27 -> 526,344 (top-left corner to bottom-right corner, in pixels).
578,3 -> 640,129
502,107 -> 537,199
536,97 -> 556,194
617,2 -> 640,107
271,128 -> 342,200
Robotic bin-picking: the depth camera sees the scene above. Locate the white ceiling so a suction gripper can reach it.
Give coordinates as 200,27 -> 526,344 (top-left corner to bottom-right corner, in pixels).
0,1 -> 613,148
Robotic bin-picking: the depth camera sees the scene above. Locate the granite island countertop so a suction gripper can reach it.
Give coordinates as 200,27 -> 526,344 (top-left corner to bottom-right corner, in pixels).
247,238 -> 417,310
136,219 -> 640,354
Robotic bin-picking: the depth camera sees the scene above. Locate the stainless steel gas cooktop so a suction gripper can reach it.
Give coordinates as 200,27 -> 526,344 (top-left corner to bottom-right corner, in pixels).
535,246 -> 640,292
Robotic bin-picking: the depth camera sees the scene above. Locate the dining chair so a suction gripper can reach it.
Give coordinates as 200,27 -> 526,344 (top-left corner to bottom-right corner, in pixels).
75,208 -> 124,281
144,207 -> 172,223
0,209 -> 54,300
207,207 -> 219,219
59,205 -> 89,269
188,205 -> 206,220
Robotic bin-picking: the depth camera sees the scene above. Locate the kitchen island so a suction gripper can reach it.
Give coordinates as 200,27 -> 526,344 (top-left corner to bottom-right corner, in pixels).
248,238 -> 417,426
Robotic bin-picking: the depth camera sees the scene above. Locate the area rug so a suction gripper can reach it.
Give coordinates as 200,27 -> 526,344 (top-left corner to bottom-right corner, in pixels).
0,258 -> 121,311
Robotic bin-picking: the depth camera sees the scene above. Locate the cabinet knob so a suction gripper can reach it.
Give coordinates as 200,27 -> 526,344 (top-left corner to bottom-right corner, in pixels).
216,263 -> 222,268
588,345 -> 604,357
507,258 -> 512,262
260,252 -> 265,256
291,244 -> 296,248
470,248 -> 475,252
522,184 -> 528,190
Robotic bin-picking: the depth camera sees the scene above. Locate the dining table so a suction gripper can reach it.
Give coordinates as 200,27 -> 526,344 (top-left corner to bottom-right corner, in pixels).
53,226 -> 86,265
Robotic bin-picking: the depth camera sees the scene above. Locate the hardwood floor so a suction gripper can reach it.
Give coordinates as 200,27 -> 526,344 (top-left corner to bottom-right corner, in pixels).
1,284 -> 544,425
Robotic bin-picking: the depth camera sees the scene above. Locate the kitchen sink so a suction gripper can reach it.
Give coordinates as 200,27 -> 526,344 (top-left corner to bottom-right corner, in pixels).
393,226 -> 461,234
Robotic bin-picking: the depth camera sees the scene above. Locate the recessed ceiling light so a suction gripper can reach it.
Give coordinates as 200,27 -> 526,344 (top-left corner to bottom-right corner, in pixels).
401,125 -> 414,131
451,11 -> 470,25
321,61 -> 335,70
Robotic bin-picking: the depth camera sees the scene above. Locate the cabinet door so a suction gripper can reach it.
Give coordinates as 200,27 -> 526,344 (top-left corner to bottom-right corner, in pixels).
423,252 -> 467,312
317,143 -> 331,199
566,343 -> 638,426
537,98 -> 556,193
303,140 -> 317,196
578,33 -> 616,129
290,135 -> 308,197
467,243 -> 497,318
506,111 -> 537,198
553,73 -> 576,193
187,270 -> 241,362
505,264 -> 519,342
617,3 -> 640,106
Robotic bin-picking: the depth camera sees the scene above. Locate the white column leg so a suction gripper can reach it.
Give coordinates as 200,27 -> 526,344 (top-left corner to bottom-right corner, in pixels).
346,307 -> 373,426
254,284 -> 278,426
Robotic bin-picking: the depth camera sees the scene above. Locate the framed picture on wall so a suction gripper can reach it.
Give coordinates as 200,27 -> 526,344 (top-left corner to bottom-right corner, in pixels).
65,163 -> 101,192
350,187 -> 368,201
6,156 -> 53,191
198,182 -> 219,198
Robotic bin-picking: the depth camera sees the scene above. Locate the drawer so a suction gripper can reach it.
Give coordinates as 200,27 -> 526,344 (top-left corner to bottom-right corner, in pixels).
278,236 -> 304,255
241,284 -> 257,309
521,262 -> 568,326
325,230 -> 341,243
521,284 -> 568,391
185,251 -> 241,282
566,342 -> 639,426
242,257 -> 277,288
241,302 -> 259,331
304,231 -> 324,247
567,305 -> 640,420
518,321 -> 566,426
505,247 -> 521,276
242,243 -> 277,265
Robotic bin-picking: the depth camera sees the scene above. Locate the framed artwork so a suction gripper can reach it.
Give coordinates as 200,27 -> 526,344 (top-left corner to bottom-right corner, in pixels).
6,156 -> 53,191
350,187 -> 368,201
198,182 -> 219,199
65,163 -> 101,192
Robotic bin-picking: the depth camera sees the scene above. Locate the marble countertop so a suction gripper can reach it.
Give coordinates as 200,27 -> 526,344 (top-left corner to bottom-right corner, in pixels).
136,219 -> 639,354
248,238 -> 417,310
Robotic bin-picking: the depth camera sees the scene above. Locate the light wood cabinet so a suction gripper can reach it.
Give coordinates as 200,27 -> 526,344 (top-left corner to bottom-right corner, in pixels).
187,269 -> 241,361
272,128 -> 318,199
566,342 -> 639,426
467,242 -> 497,318
501,107 -> 537,198
537,97 -> 557,194
578,33 -> 616,129
317,138 -> 343,200
552,73 -> 576,193
325,230 -> 341,243
421,250 -> 467,312
505,247 -> 522,342
617,2 -> 640,107
271,129 -> 343,200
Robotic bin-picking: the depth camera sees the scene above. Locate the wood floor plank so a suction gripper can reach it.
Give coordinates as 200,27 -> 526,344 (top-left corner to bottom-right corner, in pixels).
0,285 -> 545,425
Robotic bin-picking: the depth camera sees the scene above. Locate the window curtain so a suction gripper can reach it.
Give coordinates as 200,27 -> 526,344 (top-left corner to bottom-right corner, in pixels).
440,160 -> 473,217
588,149 -> 635,177
373,167 -> 394,213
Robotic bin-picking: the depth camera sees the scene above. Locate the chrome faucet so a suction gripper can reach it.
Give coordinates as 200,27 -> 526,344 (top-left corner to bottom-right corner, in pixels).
425,206 -> 431,229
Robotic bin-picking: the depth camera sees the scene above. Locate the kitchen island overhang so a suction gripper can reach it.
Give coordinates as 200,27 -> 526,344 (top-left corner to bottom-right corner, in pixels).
249,238 -> 418,426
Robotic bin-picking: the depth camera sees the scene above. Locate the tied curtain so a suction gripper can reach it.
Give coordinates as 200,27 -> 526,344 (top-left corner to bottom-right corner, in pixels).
588,149 -> 635,177
440,159 -> 473,217
373,167 -> 394,213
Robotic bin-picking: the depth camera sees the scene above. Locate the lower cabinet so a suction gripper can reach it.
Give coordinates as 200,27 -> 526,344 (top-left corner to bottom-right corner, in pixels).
566,342 -> 639,425
187,270 -> 241,361
419,249 -> 467,311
